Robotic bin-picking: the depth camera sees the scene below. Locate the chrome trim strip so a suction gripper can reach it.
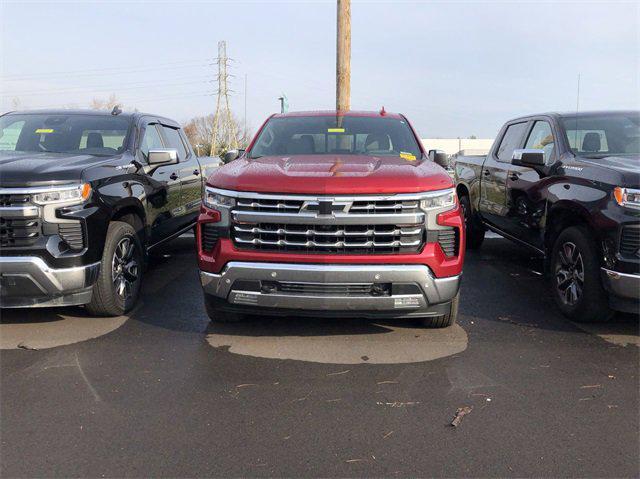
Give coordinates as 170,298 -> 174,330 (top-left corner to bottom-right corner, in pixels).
0,206 -> 39,218
233,225 -> 422,236
232,210 -> 425,225
234,237 -> 422,248
208,186 -> 454,203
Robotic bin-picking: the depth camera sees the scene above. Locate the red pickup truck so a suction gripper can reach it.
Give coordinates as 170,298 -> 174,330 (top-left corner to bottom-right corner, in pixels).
196,110 -> 465,327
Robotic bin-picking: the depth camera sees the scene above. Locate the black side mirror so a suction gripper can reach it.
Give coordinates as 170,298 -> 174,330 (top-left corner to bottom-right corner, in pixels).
148,149 -> 178,165
512,149 -> 545,167
223,149 -> 244,163
433,152 -> 449,169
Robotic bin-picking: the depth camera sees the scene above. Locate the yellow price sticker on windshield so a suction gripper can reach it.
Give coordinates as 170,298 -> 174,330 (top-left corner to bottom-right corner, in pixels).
327,128 -> 345,133
400,152 -> 417,161
35,128 -> 54,134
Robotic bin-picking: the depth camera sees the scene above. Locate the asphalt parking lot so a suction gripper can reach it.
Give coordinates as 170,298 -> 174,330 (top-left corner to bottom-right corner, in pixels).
1,234 -> 638,478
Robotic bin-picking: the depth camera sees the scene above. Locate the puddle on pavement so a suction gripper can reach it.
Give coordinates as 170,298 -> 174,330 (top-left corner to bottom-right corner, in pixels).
0,308 -> 127,350
206,317 -> 468,364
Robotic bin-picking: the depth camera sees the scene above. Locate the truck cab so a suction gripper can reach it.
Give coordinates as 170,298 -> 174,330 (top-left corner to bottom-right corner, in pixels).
0,109 -> 218,315
455,110 -> 639,321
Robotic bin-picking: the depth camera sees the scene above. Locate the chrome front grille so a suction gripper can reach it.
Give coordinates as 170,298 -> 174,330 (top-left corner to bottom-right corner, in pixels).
231,192 -> 428,254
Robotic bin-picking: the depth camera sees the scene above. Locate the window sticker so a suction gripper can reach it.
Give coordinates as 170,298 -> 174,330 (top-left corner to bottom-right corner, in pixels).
327,128 -> 345,133
400,152 -> 417,161
35,128 -> 54,134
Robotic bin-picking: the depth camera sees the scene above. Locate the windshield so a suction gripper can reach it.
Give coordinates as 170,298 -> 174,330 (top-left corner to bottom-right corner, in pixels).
248,115 -> 423,160
0,113 -> 132,156
562,112 -> 640,159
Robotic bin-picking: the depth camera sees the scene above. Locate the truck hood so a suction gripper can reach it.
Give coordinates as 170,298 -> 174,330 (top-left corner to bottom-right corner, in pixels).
0,151 -> 119,186
577,155 -> 640,187
207,155 -> 453,194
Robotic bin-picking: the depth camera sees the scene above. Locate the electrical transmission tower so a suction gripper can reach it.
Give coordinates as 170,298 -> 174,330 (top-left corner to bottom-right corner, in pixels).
210,41 -> 237,155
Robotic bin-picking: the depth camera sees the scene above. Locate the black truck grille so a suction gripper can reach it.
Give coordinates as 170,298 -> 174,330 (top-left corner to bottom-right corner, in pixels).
437,228 -> 459,257
0,217 -> 40,247
620,226 -> 640,257
233,223 -> 424,254
201,223 -> 220,252
0,194 -> 30,207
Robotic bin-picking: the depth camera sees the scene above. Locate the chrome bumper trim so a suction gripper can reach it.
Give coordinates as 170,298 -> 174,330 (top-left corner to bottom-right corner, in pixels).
601,268 -> 640,300
200,262 -> 461,312
0,257 -> 100,307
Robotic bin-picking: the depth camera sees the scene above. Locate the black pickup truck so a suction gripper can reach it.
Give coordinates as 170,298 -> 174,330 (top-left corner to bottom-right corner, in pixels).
0,109 -> 219,315
455,111 -> 639,321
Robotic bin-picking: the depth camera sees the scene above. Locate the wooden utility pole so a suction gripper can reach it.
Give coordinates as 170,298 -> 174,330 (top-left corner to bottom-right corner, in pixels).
336,0 -> 351,112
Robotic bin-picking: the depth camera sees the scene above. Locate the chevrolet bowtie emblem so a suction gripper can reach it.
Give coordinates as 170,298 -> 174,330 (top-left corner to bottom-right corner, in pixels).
301,200 -> 352,215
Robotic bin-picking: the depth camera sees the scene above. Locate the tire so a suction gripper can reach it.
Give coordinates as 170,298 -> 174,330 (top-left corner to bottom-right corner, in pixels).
460,194 -> 485,250
422,293 -> 459,328
204,295 -> 244,323
550,226 -> 612,322
85,221 -> 143,316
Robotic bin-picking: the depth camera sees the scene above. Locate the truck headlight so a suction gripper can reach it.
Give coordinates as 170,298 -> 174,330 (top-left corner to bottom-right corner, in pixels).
204,188 -> 235,209
419,188 -> 456,211
32,183 -> 91,205
614,187 -> 640,210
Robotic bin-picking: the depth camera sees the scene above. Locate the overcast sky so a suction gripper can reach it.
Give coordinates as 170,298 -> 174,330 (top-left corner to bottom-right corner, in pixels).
1,0 -> 638,138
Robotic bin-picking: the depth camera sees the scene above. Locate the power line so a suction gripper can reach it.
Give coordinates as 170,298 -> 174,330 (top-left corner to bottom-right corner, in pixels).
4,78 -> 213,97
0,59 -> 214,81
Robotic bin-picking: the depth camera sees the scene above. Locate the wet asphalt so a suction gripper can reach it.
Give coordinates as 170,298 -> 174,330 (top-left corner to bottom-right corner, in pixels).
1,235 -> 638,478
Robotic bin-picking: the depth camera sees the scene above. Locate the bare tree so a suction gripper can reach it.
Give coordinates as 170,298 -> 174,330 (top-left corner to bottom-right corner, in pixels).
183,113 -> 251,157
90,94 -> 124,111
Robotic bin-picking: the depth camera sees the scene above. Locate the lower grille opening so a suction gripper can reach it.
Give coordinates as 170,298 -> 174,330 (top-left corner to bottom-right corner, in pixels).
202,224 -> 220,252
437,228 -> 459,257
261,281 -> 391,297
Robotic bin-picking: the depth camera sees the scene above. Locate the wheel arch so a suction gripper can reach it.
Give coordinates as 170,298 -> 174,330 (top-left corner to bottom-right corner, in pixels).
111,199 -> 147,245
544,201 -> 597,254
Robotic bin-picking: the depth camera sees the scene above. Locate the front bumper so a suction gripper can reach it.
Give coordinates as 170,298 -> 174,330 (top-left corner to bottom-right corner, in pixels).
0,256 -> 100,308
200,262 -> 461,318
601,268 -> 640,314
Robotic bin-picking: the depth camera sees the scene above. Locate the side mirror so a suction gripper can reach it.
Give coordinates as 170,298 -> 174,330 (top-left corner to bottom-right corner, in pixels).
433,152 -> 450,169
148,149 -> 178,165
512,149 -> 545,167
223,149 -> 244,163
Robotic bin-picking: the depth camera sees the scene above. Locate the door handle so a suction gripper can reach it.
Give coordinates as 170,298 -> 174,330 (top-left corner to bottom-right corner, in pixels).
169,172 -> 178,180
483,169 -> 491,176
193,169 -> 200,176
509,173 -> 519,181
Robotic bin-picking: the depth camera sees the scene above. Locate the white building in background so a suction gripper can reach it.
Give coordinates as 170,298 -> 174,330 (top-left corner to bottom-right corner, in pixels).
421,138 -> 494,156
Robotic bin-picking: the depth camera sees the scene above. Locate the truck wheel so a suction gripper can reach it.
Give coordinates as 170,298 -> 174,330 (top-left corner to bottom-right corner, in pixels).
86,221 -> 143,317
550,226 -> 612,322
460,194 -> 484,250
422,293 -> 459,328
204,295 -> 244,323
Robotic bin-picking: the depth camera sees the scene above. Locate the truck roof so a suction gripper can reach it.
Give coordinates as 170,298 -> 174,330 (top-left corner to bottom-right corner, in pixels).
3,109 -> 180,127
507,110 -> 639,123
271,110 -> 405,120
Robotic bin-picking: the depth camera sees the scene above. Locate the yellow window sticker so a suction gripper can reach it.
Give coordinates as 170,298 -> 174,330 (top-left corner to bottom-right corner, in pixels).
400,152 -> 417,161
327,128 -> 345,133
35,128 -> 54,134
